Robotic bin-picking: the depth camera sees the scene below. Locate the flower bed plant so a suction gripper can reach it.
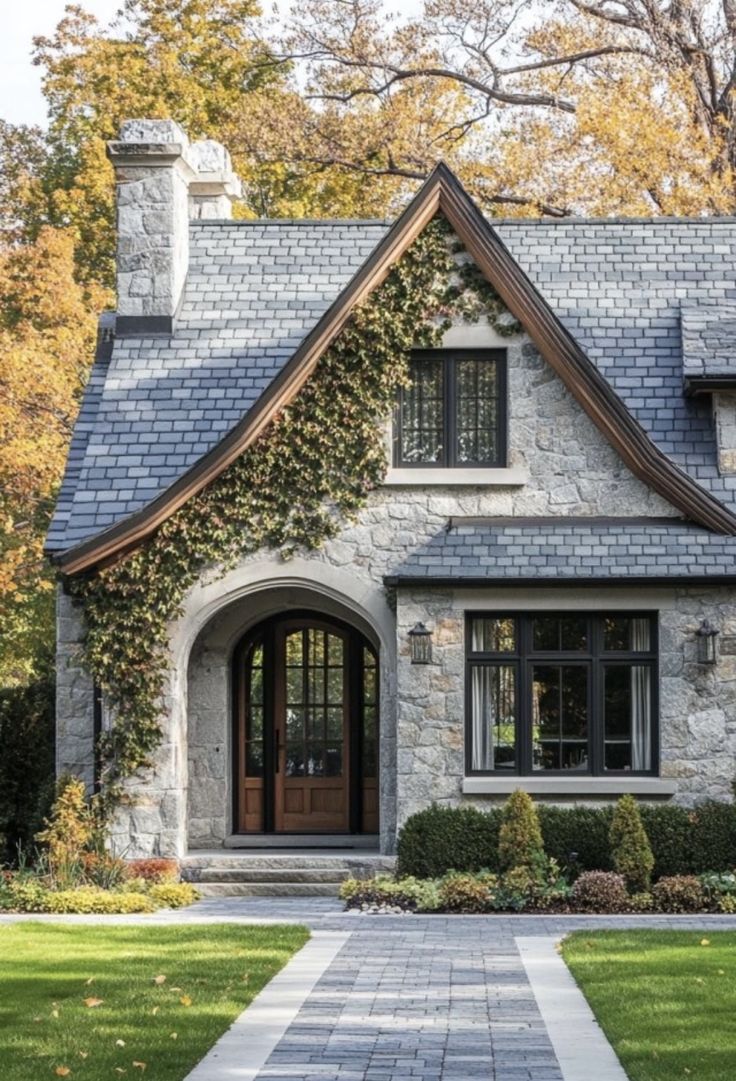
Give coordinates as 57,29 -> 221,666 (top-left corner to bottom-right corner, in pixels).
344,791 -> 736,915
0,778 -> 199,914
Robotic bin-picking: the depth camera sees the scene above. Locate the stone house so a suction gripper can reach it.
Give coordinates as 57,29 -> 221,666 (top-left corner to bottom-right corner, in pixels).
47,119 -> 736,861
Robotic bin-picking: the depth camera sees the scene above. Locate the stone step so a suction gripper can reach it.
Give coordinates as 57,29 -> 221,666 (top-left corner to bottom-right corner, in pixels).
182,854 -> 396,873
187,867 -> 353,884
194,881 -> 343,897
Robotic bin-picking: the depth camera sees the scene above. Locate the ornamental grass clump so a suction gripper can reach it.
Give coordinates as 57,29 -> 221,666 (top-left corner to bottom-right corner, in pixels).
610,793 -> 655,892
498,789 -> 545,870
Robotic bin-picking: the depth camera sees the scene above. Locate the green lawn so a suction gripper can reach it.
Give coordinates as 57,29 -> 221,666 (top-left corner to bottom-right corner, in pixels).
0,922 -> 309,1080
562,931 -> 736,1081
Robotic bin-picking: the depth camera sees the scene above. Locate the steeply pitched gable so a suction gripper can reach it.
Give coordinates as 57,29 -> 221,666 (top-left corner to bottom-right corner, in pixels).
51,165 -> 736,574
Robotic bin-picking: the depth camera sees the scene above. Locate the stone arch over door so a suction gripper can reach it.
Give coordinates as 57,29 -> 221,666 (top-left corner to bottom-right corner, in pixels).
174,557 -> 397,853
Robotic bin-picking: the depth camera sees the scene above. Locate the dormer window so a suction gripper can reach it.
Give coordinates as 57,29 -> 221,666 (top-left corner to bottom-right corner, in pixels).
395,349 -> 506,468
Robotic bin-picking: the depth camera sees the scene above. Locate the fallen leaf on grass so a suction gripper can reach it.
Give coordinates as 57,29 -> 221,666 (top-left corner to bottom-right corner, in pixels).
169,1032 -> 178,1040
51,1009 -> 59,1019
152,975 -> 166,986
179,995 -> 192,1007
54,1069 -> 71,1078
85,977 -> 95,985
701,938 -> 710,946
77,1052 -> 88,1059
151,1007 -> 159,1016
115,1039 -> 126,1047
83,997 -> 104,1008
133,1063 -> 146,1072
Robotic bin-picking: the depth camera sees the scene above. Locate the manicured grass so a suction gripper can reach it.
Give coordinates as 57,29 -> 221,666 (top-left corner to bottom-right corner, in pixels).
562,931 -> 736,1081
0,922 -> 309,1080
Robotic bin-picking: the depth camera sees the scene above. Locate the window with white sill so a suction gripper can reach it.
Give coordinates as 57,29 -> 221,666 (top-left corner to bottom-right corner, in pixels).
394,349 -> 507,468
466,613 -> 657,777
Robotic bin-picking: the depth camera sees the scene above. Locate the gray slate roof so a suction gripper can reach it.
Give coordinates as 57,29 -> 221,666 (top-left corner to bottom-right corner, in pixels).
47,214 -> 736,572
386,519 -> 736,581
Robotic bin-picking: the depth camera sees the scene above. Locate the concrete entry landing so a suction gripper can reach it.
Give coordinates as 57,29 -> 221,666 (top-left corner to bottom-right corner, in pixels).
181,850 -> 396,897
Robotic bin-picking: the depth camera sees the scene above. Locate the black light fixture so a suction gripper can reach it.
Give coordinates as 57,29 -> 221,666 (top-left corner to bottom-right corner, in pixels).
408,622 -> 433,664
696,619 -> 719,665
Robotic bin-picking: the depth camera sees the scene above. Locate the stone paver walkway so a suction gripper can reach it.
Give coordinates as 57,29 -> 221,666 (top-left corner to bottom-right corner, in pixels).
6,898 -> 736,1080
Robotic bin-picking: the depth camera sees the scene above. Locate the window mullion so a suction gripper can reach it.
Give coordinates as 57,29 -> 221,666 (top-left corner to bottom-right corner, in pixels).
445,354 -> 454,468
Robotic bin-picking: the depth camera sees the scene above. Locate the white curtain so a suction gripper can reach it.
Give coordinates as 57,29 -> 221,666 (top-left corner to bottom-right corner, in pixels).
471,666 -> 515,770
630,619 -> 651,771
471,667 -> 494,771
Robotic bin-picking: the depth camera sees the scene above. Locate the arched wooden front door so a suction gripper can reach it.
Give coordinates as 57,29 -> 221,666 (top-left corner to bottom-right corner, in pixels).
234,612 -> 378,835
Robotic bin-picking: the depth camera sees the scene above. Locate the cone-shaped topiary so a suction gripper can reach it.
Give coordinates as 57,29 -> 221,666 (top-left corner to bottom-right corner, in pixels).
610,793 -> 655,892
498,789 -> 544,870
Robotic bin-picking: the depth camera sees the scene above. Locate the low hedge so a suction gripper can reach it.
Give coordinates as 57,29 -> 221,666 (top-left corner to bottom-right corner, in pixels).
396,804 -> 502,877
397,799 -> 736,880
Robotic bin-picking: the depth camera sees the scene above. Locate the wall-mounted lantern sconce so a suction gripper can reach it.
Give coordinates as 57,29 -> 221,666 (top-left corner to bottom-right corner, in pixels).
408,622 -> 433,664
696,619 -> 719,665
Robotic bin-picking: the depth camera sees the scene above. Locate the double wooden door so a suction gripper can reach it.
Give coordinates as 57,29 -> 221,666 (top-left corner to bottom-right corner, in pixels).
235,614 -> 378,834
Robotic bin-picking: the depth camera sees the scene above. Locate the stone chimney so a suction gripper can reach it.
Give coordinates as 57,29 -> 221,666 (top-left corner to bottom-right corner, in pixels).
107,119 -> 242,335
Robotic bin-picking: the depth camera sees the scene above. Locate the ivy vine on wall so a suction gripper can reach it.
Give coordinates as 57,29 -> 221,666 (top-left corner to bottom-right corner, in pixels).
67,215 -> 520,815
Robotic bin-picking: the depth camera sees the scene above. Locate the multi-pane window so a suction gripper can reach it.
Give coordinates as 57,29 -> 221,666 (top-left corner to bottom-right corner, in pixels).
467,613 -> 657,775
396,349 -> 505,467
284,627 -> 345,778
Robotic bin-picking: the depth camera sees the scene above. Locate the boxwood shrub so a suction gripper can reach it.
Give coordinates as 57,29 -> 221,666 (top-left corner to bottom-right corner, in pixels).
397,799 -> 736,880
396,804 -> 502,878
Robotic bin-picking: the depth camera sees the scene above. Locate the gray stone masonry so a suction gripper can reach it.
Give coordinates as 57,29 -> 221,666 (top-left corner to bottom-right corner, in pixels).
714,391 -> 736,474
109,119 -> 241,319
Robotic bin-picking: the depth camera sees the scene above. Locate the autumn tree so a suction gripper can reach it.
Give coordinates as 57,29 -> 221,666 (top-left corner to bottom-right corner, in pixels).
0,229 -> 102,684
32,0 -> 292,286
270,0 -> 736,217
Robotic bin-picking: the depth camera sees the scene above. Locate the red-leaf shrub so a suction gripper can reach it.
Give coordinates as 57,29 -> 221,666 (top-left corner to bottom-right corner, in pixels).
570,871 -> 629,913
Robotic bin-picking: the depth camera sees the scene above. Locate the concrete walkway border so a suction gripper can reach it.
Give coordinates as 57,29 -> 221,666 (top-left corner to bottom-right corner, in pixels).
183,930 -> 349,1081
517,935 -> 628,1081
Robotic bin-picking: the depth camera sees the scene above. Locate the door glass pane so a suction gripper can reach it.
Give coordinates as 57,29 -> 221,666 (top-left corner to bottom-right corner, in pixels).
532,616 -> 587,652
532,665 -> 588,771
244,638 -> 265,778
604,665 -> 652,771
282,625 -> 346,782
470,617 -> 515,653
470,665 -> 516,770
325,745 -> 343,777
456,356 -> 498,463
603,616 -> 651,652
306,743 -> 325,776
362,646 -> 378,780
285,744 -> 304,776
400,355 -> 444,463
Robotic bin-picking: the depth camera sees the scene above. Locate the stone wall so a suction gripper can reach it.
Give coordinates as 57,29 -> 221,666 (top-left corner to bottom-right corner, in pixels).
394,585 -> 736,828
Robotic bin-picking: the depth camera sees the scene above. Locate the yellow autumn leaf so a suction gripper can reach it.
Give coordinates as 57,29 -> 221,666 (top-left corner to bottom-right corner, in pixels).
85,977 -> 95,985
83,997 -> 104,1008
133,1064 -> 146,1072
153,975 -> 166,985
151,1006 -> 159,1016
169,1032 -> 178,1040
51,1009 -> 59,1019
77,1052 -> 88,1059
115,1039 -> 126,1047
179,995 -> 192,1007
701,939 -> 710,946
55,1069 -> 71,1078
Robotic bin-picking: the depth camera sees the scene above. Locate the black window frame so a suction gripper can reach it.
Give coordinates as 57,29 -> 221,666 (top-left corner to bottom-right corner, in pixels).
464,611 -> 659,777
394,348 -> 507,469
